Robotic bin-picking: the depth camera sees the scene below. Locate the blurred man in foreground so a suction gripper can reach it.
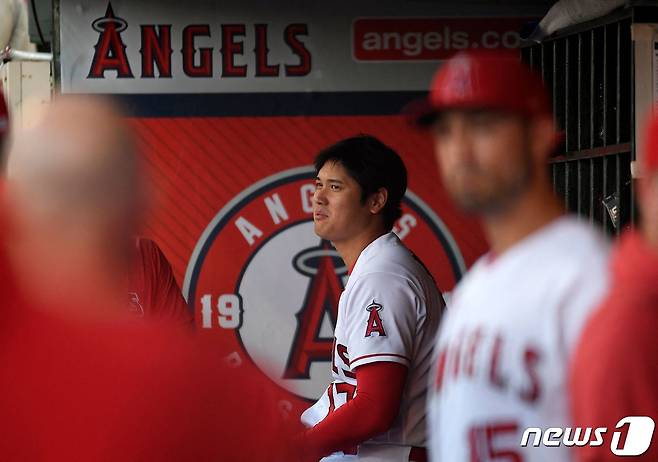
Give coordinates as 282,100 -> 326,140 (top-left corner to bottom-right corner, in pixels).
570,111 -> 658,461
3,95 -> 191,325
0,95 -> 295,460
417,49 -> 609,462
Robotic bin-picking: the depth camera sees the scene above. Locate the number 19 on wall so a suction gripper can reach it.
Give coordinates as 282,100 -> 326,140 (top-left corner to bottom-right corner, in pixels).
200,294 -> 243,329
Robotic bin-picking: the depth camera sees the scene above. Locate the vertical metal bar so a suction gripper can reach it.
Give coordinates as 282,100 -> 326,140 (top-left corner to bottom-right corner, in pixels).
577,160 -> 583,217
553,41 -> 558,129
577,33 -> 582,152
52,0 -> 62,88
565,39 -> 570,153
615,22 -> 622,144
589,158 -> 595,224
615,154 -> 626,236
602,156 -> 608,234
565,162 -> 570,209
590,30 -> 595,149
602,26 -> 608,147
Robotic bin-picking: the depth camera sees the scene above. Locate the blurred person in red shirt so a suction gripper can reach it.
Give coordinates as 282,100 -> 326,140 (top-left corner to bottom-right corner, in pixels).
3,95 -> 191,326
0,242 -> 296,461
0,94 -> 298,460
570,109 -> 658,461
128,236 -> 192,326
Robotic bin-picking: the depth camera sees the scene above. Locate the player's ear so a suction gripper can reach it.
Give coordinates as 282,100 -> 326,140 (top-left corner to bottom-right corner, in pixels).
369,187 -> 388,215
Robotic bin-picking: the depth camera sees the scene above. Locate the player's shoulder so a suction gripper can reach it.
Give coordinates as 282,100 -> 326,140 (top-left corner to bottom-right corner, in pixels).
544,217 -> 609,280
358,233 -> 424,273
549,216 -> 609,255
351,233 -> 432,287
135,236 -> 161,256
457,216 -> 609,291
349,269 -> 411,293
512,215 -> 609,275
135,236 -> 172,268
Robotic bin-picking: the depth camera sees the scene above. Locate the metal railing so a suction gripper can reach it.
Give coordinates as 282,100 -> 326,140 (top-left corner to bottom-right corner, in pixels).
522,11 -> 634,236
1,47 -> 53,63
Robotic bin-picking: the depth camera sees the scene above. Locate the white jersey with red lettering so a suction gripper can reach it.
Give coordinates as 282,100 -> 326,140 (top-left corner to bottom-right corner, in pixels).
302,232 -> 444,460
427,216 -> 609,462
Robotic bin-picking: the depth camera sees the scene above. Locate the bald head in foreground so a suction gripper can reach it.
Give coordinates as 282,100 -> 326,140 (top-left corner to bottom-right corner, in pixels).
4,95 -> 190,324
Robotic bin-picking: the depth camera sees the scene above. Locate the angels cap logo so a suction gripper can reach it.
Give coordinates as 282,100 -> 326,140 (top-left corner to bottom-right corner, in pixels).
184,166 -> 465,401
442,52 -> 473,100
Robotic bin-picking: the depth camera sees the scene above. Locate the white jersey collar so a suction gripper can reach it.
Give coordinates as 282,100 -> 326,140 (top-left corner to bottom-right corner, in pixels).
347,232 -> 398,284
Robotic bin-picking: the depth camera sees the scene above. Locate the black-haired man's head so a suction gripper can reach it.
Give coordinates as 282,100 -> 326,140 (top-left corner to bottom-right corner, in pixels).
313,135 -> 407,243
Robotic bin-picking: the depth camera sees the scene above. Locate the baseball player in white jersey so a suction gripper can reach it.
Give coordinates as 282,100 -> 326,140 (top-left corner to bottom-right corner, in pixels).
412,49 -> 609,461
296,135 -> 444,462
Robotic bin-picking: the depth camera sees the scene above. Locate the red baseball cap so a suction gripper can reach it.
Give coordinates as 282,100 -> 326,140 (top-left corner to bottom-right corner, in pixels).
642,108 -> 658,176
411,49 -> 552,125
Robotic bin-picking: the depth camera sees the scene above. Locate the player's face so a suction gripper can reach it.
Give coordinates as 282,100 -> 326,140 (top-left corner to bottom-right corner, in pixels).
313,161 -> 372,243
433,110 -> 533,215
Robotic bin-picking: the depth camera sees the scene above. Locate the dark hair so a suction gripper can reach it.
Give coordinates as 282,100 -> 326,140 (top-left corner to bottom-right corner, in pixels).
314,134 -> 407,231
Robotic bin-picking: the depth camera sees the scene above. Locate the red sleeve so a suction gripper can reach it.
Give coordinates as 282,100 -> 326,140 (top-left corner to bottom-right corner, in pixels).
107,331 -> 297,461
300,362 -> 408,461
139,238 -> 193,327
570,298 -> 658,462
1,313 -> 296,461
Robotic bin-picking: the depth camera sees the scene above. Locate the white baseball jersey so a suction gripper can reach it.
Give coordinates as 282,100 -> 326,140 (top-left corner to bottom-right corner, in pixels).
302,232 -> 444,460
427,216 -> 609,462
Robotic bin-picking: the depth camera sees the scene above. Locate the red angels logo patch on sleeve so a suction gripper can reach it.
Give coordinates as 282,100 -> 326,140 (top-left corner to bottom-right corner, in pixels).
364,301 -> 386,337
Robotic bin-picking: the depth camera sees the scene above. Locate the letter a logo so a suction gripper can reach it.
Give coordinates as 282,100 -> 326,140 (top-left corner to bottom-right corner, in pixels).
283,241 -> 344,379
365,302 -> 386,337
88,3 -> 134,78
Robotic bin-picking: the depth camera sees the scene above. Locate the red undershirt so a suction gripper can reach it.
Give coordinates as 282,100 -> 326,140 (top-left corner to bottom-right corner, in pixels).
299,362 -> 408,461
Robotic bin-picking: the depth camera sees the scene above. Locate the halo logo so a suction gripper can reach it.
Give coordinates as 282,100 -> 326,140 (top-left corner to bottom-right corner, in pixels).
88,3 -> 133,78
184,166 -> 464,401
521,416 -> 656,456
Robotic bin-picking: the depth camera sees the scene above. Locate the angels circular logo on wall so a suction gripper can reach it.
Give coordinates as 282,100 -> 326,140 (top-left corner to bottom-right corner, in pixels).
184,166 -> 465,402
